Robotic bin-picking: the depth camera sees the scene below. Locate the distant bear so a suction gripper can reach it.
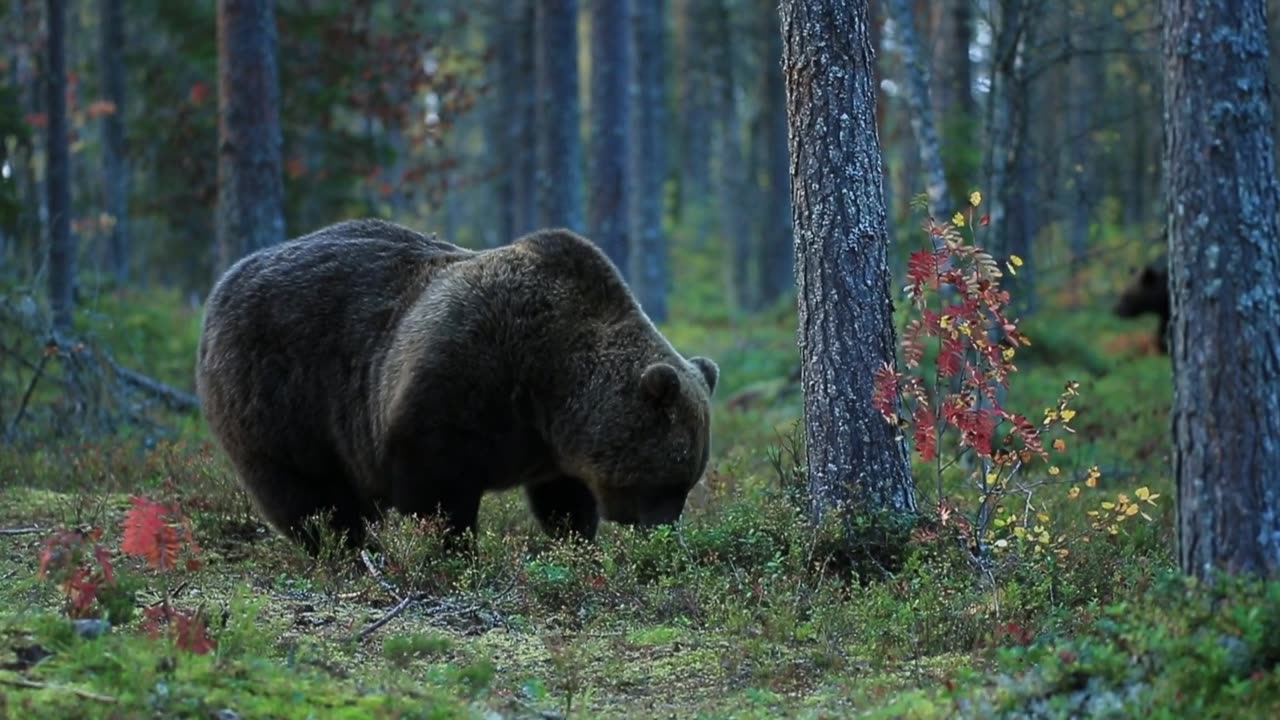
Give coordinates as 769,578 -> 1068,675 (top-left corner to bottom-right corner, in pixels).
1113,256 -> 1169,353
195,219 -> 719,553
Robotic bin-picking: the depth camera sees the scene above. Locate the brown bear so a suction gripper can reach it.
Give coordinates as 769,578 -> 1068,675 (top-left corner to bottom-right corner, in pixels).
1113,256 -> 1170,353
195,219 -> 719,552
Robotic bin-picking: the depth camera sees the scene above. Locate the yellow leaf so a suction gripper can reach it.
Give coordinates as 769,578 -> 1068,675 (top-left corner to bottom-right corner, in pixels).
1141,512 -> 1153,522
1101,502 -> 1116,510
940,315 -> 954,330
1060,409 -> 1077,423
952,212 -> 966,227
1048,466 -> 1060,476
1053,438 -> 1066,452
1085,476 -> 1098,488
1135,487 -> 1152,500
1038,531 -> 1050,544
1068,486 -> 1081,499
1036,513 -> 1050,523
1013,526 -> 1027,539
1002,347 -> 1016,361
1125,503 -> 1139,517
1117,494 -> 1130,505
1145,493 -> 1161,505
970,191 -> 982,207
994,538 -> 1009,548
1010,254 -> 1024,267
1056,548 -> 1069,558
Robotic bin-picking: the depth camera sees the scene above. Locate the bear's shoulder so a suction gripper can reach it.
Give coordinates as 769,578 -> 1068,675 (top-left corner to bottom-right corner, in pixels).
294,218 -> 467,254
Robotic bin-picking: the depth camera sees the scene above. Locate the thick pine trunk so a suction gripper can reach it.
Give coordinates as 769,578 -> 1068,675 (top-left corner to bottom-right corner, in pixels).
46,0 -> 73,333
588,0 -> 631,273
100,0 -> 129,283
628,0 -> 669,322
780,0 -> 916,522
215,0 -> 285,275
1162,0 -> 1280,579
535,0 -> 584,231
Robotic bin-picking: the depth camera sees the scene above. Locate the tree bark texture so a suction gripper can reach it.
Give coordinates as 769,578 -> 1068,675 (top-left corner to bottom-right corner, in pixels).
780,0 -> 916,522
215,0 -> 285,276
535,0 -> 584,231
46,0 -> 73,333
628,0 -> 669,322
885,0 -> 948,215
100,0 -> 129,283
588,0 -> 631,273
754,0 -> 794,307
1162,0 -> 1280,579
493,0 -> 537,243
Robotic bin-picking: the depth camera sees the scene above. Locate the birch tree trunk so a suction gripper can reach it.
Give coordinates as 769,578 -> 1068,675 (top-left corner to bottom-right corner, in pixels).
884,0 -> 949,215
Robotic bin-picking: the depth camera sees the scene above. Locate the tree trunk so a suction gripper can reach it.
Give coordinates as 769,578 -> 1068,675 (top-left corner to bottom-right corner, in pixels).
588,0 -> 630,273
492,0 -> 536,243
884,0 -> 948,215
1162,0 -> 1280,580
46,0 -> 73,334
780,0 -> 916,522
215,0 -> 285,276
514,0 -> 538,236
754,0 -> 793,307
628,0 -> 669,322
535,0 -> 584,231
100,0 -> 129,283
931,0 -> 972,116
711,0 -> 752,310
674,0 -> 713,228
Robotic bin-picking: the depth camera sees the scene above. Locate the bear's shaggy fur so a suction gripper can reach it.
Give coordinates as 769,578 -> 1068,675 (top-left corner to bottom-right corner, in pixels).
196,219 -> 719,551
1113,256 -> 1170,353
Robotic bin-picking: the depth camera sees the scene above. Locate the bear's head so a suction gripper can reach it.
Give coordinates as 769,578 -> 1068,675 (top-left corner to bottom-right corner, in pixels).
557,354 -> 719,528
1114,260 -> 1168,318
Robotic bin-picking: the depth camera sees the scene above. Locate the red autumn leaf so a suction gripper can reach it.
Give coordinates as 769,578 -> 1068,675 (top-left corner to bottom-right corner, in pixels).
121,496 -> 183,572
938,336 -> 965,378
980,214 -> 991,226
872,362 -> 899,422
906,250 -> 942,294
173,612 -> 218,655
86,100 -> 117,119
913,404 -> 938,461
188,81 -> 210,106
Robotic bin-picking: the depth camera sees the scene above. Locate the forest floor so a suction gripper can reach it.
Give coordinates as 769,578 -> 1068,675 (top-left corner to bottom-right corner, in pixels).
1,274 -> 1278,718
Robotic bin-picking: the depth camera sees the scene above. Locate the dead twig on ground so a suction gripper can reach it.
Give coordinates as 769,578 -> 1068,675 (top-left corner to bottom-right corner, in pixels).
0,676 -> 118,703
0,527 -> 44,536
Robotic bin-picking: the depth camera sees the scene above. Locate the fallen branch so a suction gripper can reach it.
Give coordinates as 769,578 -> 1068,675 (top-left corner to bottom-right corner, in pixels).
0,527 -> 44,536
6,351 -> 51,439
355,591 -> 428,640
0,676 -> 118,703
104,357 -> 199,413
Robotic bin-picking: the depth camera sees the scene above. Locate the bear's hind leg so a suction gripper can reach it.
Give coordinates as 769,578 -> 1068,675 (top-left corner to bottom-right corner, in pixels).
235,462 -> 371,554
525,476 -> 600,541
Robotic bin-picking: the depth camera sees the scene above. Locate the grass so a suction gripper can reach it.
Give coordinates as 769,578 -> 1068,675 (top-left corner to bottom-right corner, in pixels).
0,248 -> 1275,718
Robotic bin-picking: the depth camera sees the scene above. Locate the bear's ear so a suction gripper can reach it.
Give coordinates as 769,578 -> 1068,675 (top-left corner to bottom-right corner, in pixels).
690,356 -> 719,395
641,363 -> 681,404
